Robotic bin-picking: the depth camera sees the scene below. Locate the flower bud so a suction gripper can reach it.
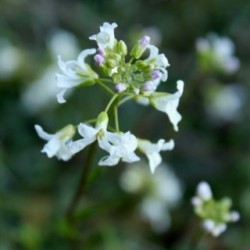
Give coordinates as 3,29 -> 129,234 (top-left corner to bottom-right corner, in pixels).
96,112 -> 109,130
130,36 -> 150,59
115,83 -> 127,93
141,81 -> 157,92
94,54 -> 105,66
106,59 -> 117,68
117,40 -> 127,56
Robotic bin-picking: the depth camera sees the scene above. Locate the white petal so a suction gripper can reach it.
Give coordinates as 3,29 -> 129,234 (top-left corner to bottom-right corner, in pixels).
68,138 -> 95,154
41,137 -> 61,158
151,80 -> 184,131
57,89 -> 67,103
56,144 -> 73,161
197,181 -> 212,201
77,48 -> 96,68
98,155 -> 120,166
34,125 -> 53,140
78,123 -> 97,139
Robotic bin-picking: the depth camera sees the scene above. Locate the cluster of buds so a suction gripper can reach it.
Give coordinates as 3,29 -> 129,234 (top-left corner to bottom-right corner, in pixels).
192,182 -> 240,237
35,22 -> 184,173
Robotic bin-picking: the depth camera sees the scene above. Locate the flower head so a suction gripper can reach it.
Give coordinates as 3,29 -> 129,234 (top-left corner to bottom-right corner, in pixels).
35,124 -> 76,161
56,48 -> 98,103
192,181 -> 240,237
138,138 -> 174,173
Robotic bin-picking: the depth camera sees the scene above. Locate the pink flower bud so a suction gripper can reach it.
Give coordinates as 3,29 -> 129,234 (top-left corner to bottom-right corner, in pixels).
139,36 -> 150,47
141,81 -> 157,92
115,83 -> 127,93
94,54 -> 105,66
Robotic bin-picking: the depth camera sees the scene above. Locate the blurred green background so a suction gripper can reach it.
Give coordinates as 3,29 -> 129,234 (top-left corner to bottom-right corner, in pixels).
1,0 -> 250,249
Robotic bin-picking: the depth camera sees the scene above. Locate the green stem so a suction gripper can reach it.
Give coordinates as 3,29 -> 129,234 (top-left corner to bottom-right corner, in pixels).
96,80 -> 115,95
66,142 -> 98,221
118,95 -> 133,106
114,106 -> 119,132
99,78 -> 113,83
104,94 -> 119,113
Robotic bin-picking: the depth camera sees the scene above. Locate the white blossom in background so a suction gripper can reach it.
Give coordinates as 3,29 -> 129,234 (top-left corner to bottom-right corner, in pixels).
21,66 -> 59,114
120,162 -> 182,233
196,33 -> 240,74
35,124 -> 76,161
204,83 -> 245,124
192,181 -> 240,237
21,30 -> 80,114
0,38 -> 23,79
47,29 -> 80,60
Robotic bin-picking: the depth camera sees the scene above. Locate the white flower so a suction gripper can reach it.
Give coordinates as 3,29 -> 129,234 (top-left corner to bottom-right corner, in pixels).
196,34 -> 240,73
203,219 -> 227,237
150,80 -> 184,131
145,45 -> 169,83
138,139 -> 174,173
120,162 -> 182,233
35,124 -> 75,161
191,181 -> 212,210
99,131 -> 140,166
197,181 -> 213,201
56,48 -> 98,103
89,22 -> 118,50
69,112 -> 139,166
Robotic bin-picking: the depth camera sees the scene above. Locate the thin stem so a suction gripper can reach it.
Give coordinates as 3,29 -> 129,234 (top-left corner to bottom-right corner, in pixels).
84,118 -> 97,124
118,95 -> 134,106
96,80 -> 115,95
104,94 -> 119,113
114,106 -> 119,132
99,78 -> 113,83
66,142 -> 98,221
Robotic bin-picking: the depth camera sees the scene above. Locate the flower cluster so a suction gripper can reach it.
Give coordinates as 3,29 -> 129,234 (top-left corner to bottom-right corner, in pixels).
196,33 -> 240,74
192,182 -> 240,237
35,22 -> 184,173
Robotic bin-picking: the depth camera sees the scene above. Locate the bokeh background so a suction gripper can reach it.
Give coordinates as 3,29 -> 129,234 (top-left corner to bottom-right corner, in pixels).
1,0 -> 250,249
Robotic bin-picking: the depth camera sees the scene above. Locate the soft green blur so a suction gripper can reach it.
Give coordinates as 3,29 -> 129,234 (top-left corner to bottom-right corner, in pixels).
0,0 -> 250,249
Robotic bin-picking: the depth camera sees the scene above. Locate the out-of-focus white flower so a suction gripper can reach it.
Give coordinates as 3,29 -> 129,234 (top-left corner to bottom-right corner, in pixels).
35,124 -> 75,161
203,220 -> 227,237
89,22 -> 118,50
22,30 -> 80,113
138,138 -> 174,173
120,162 -> 182,233
205,83 -> 245,124
0,38 -> 22,79
47,30 -> 80,60
56,49 -> 98,103
21,66 -> 59,114
69,112 -> 139,166
196,34 -> 240,74
150,80 -> 184,131
192,181 -> 240,237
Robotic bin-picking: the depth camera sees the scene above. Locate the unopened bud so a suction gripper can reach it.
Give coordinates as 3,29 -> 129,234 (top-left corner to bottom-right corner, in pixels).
115,83 -> 127,93
94,54 -> 105,66
117,40 -> 127,56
